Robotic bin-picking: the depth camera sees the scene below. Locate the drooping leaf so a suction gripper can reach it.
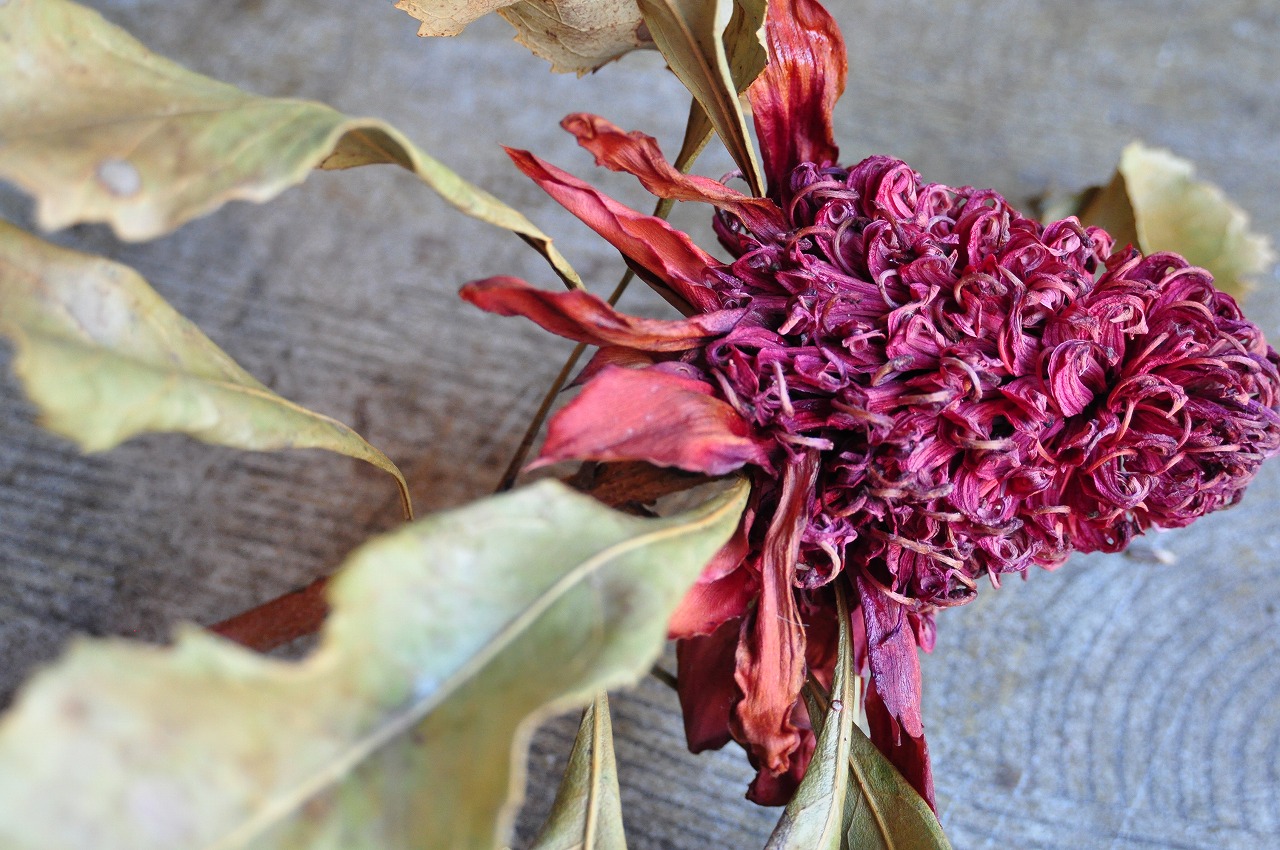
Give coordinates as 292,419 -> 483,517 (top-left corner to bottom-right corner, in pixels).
766,589 -> 855,850
638,0 -> 766,196
672,0 -> 769,173
531,692 -> 628,850
0,0 -> 580,288
843,708 -> 950,849
395,0 -> 653,75
1075,141 -> 1275,299
0,479 -> 747,850
0,222 -> 412,516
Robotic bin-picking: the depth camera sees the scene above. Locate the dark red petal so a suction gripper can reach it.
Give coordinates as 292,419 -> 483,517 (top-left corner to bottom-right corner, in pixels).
667,531 -> 755,638
676,618 -> 742,752
857,575 -> 924,739
461,276 -> 744,351
731,452 -> 820,778
865,676 -> 937,811
505,147 -> 723,312
748,0 -> 847,197
746,701 -> 817,806
536,365 -> 772,475
561,113 -> 786,239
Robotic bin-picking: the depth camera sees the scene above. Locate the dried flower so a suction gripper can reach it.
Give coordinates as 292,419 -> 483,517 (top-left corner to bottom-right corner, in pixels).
462,0 -> 1280,808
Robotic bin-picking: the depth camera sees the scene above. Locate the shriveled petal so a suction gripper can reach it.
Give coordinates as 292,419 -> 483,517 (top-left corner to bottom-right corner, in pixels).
461,276 -> 743,351
506,147 -> 723,312
537,365 -> 772,475
857,575 -> 924,738
747,0 -> 847,198
667,524 -> 754,638
731,451 -> 820,779
865,676 -> 937,811
676,618 -> 742,752
746,701 -> 817,806
562,113 -> 786,239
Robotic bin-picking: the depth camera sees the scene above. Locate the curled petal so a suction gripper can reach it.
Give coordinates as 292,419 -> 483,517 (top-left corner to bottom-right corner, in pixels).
506,147 -> 723,312
731,452 -> 820,782
747,0 -> 847,198
562,113 -> 786,239
537,365 -> 772,475
461,276 -> 744,351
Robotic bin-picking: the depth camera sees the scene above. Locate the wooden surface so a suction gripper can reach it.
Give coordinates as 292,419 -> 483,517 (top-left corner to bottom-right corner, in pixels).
3,1 -> 1279,847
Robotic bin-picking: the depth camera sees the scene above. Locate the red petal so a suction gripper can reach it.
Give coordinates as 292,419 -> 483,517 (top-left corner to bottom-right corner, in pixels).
746,700 -> 817,806
561,113 -> 786,239
676,618 -> 742,752
748,0 -> 847,197
731,452 -> 820,778
505,147 -> 723,312
865,677 -> 937,811
537,365 -> 771,475
461,276 -> 743,351
857,576 -> 924,738
667,524 -> 755,639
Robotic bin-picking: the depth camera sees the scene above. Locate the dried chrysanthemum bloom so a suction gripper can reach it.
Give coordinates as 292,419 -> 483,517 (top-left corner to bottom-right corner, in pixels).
462,0 -> 1280,809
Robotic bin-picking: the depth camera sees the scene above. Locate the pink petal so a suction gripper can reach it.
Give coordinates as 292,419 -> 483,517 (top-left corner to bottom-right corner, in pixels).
676,618 -> 741,752
537,365 -> 772,475
748,0 -> 847,197
561,113 -> 786,239
731,452 -> 820,778
461,276 -> 743,351
506,147 -> 724,312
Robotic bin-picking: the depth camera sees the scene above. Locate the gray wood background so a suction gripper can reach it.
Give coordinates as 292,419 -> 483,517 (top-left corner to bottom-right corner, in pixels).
2,1 -> 1279,847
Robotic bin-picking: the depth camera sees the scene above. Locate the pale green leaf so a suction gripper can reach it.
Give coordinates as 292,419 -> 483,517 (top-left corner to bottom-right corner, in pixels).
395,0 -> 652,74
843,720 -> 951,850
639,0 -> 766,196
0,221 -> 412,515
767,589 -> 855,850
1076,141 -> 1275,299
531,693 -> 627,850
0,0 -> 580,287
0,479 -> 747,850
673,0 -> 769,172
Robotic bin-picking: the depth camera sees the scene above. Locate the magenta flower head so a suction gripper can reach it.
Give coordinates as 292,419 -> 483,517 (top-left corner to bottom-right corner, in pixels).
462,0 -> 1280,808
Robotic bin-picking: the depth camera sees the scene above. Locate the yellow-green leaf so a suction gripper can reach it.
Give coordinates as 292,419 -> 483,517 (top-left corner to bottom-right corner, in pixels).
395,0 -> 653,75
673,0 -> 768,172
531,692 -> 628,850
0,221 -> 412,515
0,479 -> 747,850
639,0 -> 766,196
843,717 -> 950,850
767,589 -> 855,850
1076,141 -> 1275,299
0,0 -> 580,287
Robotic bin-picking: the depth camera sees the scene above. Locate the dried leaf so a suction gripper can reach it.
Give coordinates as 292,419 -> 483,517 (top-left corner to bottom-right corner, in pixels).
396,0 -> 653,74
673,0 -> 769,172
0,479 -> 748,850
0,0 -> 580,287
767,589 -> 855,850
843,712 -> 951,849
1076,141 -> 1275,299
638,0 -> 766,196
531,693 -> 627,850
0,222 -> 412,516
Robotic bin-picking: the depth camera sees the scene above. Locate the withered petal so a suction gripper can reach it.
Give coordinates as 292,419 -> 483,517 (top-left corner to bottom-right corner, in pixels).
505,147 -> 724,312
461,276 -> 744,351
536,365 -> 772,475
676,618 -> 742,753
562,113 -> 786,239
747,0 -> 847,199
